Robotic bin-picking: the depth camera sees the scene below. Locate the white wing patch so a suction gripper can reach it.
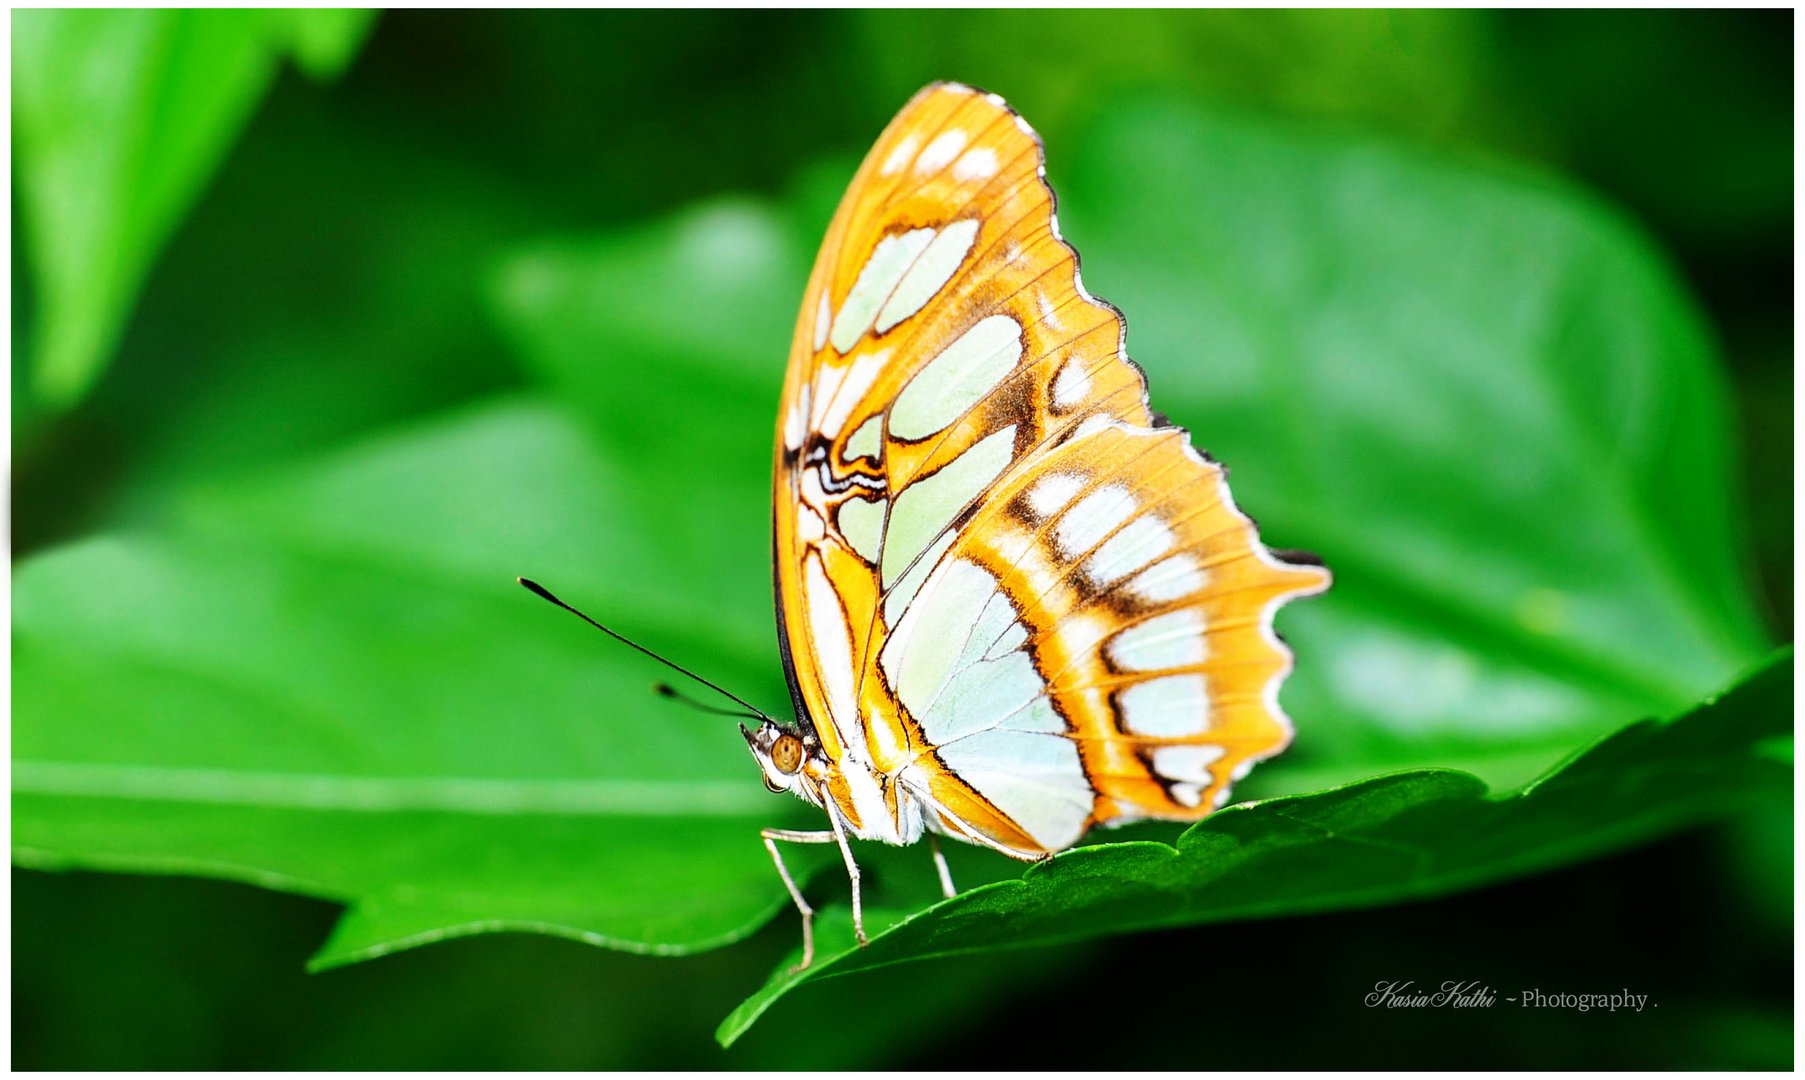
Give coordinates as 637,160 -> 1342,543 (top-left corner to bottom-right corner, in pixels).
804,553 -> 866,754
1025,472 -> 1084,521
952,147 -> 998,181
1053,484 -> 1135,560
1051,356 -> 1089,409
831,228 -> 935,354
876,219 -> 979,334
916,129 -> 967,174
784,382 -> 811,452
1127,554 -> 1209,604
888,315 -> 1023,440
881,557 -> 1089,850
1118,674 -> 1210,738
883,559 -> 1003,729
1108,609 -> 1207,672
937,730 -> 1091,850
813,290 -> 831,353
881,133 -> 919,176
985,619 -> 1029,660
837,496 -> 886,564
883,530 -> 954,627
844,415 -> 883,461
1150,744 -> 1226,808
1086,515 -> 1176,587
880,425 -> 1015,586
811,348 -> 889,440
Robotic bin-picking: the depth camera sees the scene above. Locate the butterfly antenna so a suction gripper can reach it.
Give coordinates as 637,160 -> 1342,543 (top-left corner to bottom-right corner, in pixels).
651,682 -> 765,722
516,577 -> 773,722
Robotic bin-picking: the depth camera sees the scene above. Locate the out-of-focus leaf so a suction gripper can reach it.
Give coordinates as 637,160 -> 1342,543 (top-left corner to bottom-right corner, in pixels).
13,8 -> 377,407
277,8 -> 377,81
11,73 -> 557,560
846,10 -> 1486,152
491,198 -> 804,495
12,399 -> 827,968
487,199 -> 807,655
719,648 -> 1789,1045
1482,11 -> 1791,250
1055,101 -> 1769,793
841,11 -> 1789,251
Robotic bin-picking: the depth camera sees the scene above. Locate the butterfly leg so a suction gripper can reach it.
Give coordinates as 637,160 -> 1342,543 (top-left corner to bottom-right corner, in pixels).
761,828 -> 836,973
821,807 -> 868,948
927,833 -> 957,899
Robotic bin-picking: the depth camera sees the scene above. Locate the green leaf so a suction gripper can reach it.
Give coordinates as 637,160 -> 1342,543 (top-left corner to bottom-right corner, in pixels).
276,8 -> 378,81
12,399 -> 829,967
491,199 -> 805,495
719,647 -> 1790,1045
1054,101 -> 1769,793
13,9 -> 377,407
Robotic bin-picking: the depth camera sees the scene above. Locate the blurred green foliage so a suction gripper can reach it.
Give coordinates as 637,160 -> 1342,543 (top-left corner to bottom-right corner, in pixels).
13,9 -> 374,407
12,9 -> 1791,1070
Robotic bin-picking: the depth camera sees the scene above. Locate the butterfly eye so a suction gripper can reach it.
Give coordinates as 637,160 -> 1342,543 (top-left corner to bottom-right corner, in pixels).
771,733 -> 804,775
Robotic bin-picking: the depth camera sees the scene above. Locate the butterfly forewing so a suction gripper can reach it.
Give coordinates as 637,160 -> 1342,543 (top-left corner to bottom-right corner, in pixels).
774,82 -> 1327,858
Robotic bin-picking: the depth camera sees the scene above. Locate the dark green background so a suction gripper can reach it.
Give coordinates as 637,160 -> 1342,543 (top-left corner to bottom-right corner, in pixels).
12,9 -> 1791,1069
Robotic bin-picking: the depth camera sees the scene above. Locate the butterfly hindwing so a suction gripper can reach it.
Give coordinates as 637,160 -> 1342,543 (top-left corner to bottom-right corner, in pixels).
774,82 -> 1327,857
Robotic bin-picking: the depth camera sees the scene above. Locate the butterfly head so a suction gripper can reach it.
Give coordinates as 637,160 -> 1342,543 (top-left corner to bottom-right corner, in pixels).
740,719 -> 814,794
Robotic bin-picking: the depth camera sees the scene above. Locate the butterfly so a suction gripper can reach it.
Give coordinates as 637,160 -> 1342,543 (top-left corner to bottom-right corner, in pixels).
745,82 -> 1330,970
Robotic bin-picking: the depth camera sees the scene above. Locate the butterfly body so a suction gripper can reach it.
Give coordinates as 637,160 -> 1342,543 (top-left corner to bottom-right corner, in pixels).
754,82 -> 1329,964
744,718 -> 926,848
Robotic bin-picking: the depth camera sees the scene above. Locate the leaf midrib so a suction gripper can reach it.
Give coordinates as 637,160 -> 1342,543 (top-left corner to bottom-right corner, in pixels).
12,760 -> 772,817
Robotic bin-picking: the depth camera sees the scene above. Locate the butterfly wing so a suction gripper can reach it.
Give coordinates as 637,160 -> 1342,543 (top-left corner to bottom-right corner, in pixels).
773,83 -> 1328,857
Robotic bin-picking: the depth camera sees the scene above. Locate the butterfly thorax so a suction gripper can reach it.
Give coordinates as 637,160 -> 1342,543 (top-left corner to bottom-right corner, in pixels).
740,716 -> 925,847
